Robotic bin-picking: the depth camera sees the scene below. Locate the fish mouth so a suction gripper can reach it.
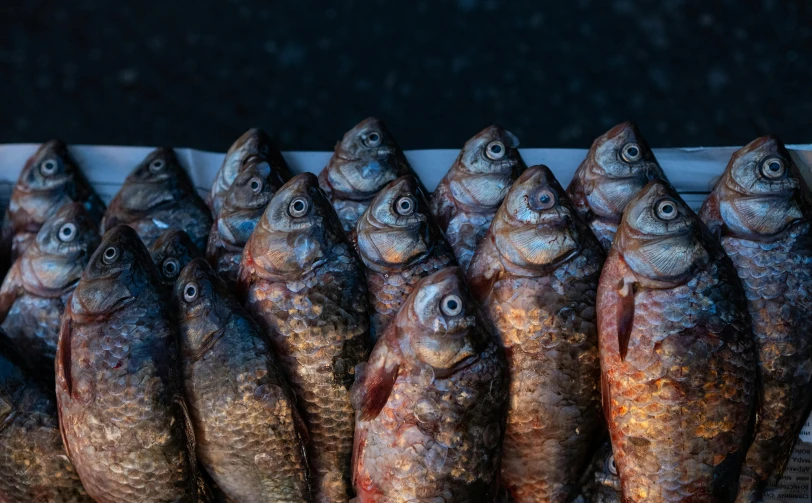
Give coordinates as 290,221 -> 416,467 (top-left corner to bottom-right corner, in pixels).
337,146 -> 396,162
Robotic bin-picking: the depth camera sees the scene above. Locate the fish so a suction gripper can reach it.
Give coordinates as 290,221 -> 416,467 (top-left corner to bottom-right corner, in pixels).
56,225 -> 199,503
566,122 -> 667,250
318,117 -> 419,232
238,173 -> 371,503
429,125 -> 526,272
173,258 -> 311,503
697,135 -> 812,502
208,128 -> 291,216
0,331 -> 94,503
149,229 -> 203,291
351,175 -> 457,339
597,180 -> 757,503
351,267 -> 509,503
1,140 -> 104,266
576,441 -> 621,503
0,203 -> 100,379
206,159 -> 285,288
101,147 -> 212,250
467,165 -> 605,503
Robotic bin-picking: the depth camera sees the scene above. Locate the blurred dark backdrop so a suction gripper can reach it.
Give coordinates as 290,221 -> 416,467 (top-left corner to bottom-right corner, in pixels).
1,0 -> 811,151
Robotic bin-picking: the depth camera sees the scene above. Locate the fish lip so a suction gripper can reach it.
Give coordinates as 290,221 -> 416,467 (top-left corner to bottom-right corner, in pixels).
336,145 -> 396,162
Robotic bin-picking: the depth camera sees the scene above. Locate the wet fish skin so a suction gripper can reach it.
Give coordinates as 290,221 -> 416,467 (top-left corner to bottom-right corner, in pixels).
467,165 -> 605,503
174,258 -> 311,503
0,332 -> 94,503
566,122 -> 667,250
150,229 -> 203,291
238,173 -> 371,503
318,117 -> 418,232
56,225 -> 199,503
598,180 -> 756,503
0,203 -> 100,379
206,159 -> 284,288
209,128 -> 291,215
430,125 -> 526,272
351,267 -> 509,503
1,140 -> 105,264
102,147 -> 212,250
698,135 -> 812,503
352,175 -> 456,339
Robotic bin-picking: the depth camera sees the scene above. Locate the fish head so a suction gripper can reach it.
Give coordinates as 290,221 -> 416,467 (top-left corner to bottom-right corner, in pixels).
72,225 -> 158,316
220,128 -> 275,187
149,230 -> 202,287
713,135 -> 807,239
34,202 -> 101,262
248,172 -> 341,278
116,148 -> 192,212
174,258 -> 233,356
397,267 -> 479,370
223,159 -> 277,213
448,126 -> 524,210
325,117 -> 402,198
17,140 -> 79,193
617,180 -> 710,283
492,165 -> 582,271
356,176 -> 433,270
581,122 -> 666,220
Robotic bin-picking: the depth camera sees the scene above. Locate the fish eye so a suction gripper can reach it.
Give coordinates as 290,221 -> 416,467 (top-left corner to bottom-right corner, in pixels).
395,196 -> 415,216
365,131 -> 382,147
655,198 -> 679,221
58,222 -> 77,242
249,177 -> 263,193
260,144 -> 270,154
162,258 -> 180,278
40,158 -> 60,176
485,140 -> 506,161
102,246 -> 120,264
183,282 -> 198,302
149,159 -> 165,173
531,189 -> 556,211
288,197 -> 310,218
621,143 -> 643,163
440,294 -> 463,317
608,455 -> 617,475
760,157 -> 786,179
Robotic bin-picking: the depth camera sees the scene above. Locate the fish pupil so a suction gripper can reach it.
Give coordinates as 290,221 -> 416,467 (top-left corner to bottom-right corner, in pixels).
627,146 -> 639,157
768,161 -> 781,172
104,248 -> 115,258
490,144 -> 502,154
539,194 -> 550,204
662,204 -> 674,214
251,180 -> 260,190
294,201 -> 304,211
368,133 -> 380,143
186,286 -> 195,297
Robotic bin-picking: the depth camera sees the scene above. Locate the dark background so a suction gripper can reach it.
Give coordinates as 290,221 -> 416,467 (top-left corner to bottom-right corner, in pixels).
2,0 -> 811,152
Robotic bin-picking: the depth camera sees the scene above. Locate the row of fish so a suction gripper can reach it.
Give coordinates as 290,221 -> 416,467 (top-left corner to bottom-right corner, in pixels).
0,118 -> 808,503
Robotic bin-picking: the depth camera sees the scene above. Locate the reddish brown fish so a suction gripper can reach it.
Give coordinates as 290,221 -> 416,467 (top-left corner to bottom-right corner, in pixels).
318,117 -> 419,232
351,267 -> 508,503
174,258 -> 311,503
208,128 -> 291,216
598,180 -> 756,503
430,125 -> 526,272
56,225 -> 199,503
467,165 -> 605,503
149,229 -> 203,291
102,147 -> 212,250
1,140 -> 104,265
0,203 -> 99,378
352,175 -> 456,339
566,122 -> 667,250
698,136 -> 812,503
206,159 -> 285,287
238,173 -> 371,503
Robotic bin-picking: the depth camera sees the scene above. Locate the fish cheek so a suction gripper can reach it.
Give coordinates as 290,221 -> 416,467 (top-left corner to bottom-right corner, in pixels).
77,278 -> 133,314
